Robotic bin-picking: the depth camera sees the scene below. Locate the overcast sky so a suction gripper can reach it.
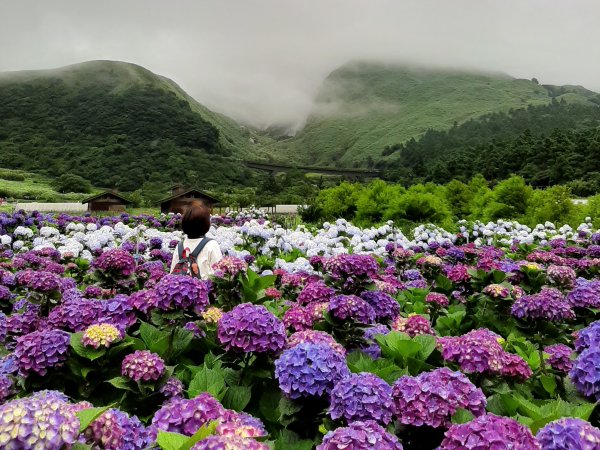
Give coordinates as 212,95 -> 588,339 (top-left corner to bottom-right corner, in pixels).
1,0 -> 598,128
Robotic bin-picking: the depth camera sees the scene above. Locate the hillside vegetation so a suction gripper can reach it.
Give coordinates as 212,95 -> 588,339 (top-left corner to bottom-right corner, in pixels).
272,61 -> 600,166
2,59 -> 600,200
0,168 -> 89,202
0,61 -> 270,191
382,101 -> 600,191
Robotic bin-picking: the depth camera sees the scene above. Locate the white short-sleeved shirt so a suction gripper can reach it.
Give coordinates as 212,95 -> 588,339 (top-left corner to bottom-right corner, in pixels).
169,237 -> 223,279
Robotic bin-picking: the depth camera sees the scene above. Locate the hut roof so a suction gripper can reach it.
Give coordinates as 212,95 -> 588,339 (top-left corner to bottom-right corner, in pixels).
81,191 -> 132,205
158,189 -> 220,204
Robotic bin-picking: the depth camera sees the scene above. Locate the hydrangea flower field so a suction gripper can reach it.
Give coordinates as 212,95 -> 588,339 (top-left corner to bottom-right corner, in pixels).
0,209 -> 599,449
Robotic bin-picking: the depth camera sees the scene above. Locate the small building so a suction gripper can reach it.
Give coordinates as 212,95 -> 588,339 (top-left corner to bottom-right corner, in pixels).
159,186 -> 220,214
82,191 -> 132,212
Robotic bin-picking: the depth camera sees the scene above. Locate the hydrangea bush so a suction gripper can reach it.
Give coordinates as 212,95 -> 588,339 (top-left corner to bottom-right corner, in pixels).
0,211 -> 599,448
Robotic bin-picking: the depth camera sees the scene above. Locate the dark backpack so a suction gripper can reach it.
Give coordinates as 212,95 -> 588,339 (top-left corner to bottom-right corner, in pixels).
171,238 -> 212,278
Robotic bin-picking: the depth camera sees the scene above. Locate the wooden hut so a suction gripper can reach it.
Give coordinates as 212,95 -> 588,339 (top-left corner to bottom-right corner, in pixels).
82,191 -> 131,212
159,186 -> 220,214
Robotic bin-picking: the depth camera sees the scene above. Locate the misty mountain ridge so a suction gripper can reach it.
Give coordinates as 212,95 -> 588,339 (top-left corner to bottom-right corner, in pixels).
270,60 -> 599,165
0,60 -> 272,191
0,59 -> 599,188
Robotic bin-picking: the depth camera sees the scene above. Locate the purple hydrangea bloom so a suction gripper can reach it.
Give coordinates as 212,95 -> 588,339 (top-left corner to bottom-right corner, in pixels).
574,321 -> 600,352
360,290 -> 400,322
128,289 -> 159,314
511,287 -> 575,322
329,373 -> 393,425
93,249 -> 136,277
218,303 -> 286,354
446,247 -> 466,260
154,274 -> 210,312
283,305 -> 313,332
121,350 -> 166,382
544,344 -> 573,373
0,285 -> 11,302
403,269 -> 424,281
546,265 -> 576,289
15,269 -> 37,287
150,393 -> 225,438
587,245 -> 600,258
317,420 -> 403,450
288,330 -> 346,356
14,329 -> 70,376
328,295 -> 376,324
569,347 -> 600,401
297,281 -> 336,305
445,264 -> 471,283
5,302 -> 40,337
27,270 -> 63,293
0,354 -> 18,375
84,408 -> 148,450
502,352 -> 537,380
567,278 -> 600,309
536,417 -> 600,450
0,312 -> 6,343
392,314 -> 435,337
392,368 -> 487,428
191,435 -> 269,450
440,414 -> 539,449
149,237 -> 163,249
212,257 -> 248,277
160,377 -> 184,399
324,254 -> 379,280
121,242 -> 135,253
406,279 -> 428,289
0,270 -> 15,287
59,277 -> 76,292
61,287 -> 85,302
275,343 -> 350,399
426,292 -> 450,307
102,295 -> 137,330
0,373 -> 14,403
47,298 -> 104,332
83,285 -> 103,298
438,328 -> 532,380
0,391 -> 80,449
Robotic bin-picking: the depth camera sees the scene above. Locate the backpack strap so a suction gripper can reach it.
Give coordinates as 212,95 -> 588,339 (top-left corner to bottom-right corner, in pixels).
177,241 -> 185,259
190,237 -> 213,259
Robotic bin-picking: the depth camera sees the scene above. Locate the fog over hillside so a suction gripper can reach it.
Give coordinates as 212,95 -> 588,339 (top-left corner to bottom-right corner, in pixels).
1,0 -> 599,130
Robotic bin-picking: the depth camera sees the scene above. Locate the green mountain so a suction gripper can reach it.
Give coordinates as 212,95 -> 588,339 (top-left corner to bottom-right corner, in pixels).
271,61 -> 600,166
0,60 -> 270,191
2,59 -> 599,196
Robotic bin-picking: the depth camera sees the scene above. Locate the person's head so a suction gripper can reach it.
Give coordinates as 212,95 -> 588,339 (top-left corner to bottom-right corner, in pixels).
181,200 -> 211,238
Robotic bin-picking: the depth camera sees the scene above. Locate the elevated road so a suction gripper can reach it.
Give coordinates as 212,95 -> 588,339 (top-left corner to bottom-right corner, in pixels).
244,161 -> 382,179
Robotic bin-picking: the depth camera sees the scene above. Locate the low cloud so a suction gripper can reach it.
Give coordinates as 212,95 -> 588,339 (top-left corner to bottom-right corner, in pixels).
1,0 -> 599,130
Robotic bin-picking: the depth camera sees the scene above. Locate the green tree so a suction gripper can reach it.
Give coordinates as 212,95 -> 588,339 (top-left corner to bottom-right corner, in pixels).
526,185 -> 574,226
52,173 -> 92,193
385,185 -> 452,226
444,180 -> 474,219
483,176 -> 532,220
355,179 -> 404,224
314,182 -> 363,219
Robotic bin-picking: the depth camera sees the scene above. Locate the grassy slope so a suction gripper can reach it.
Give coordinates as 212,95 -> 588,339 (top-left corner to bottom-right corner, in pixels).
272,62 -> 599,166
0,169 -> 92,202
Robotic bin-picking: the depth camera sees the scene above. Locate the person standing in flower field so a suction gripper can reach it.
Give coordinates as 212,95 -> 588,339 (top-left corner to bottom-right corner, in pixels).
170,200 -> 223,279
